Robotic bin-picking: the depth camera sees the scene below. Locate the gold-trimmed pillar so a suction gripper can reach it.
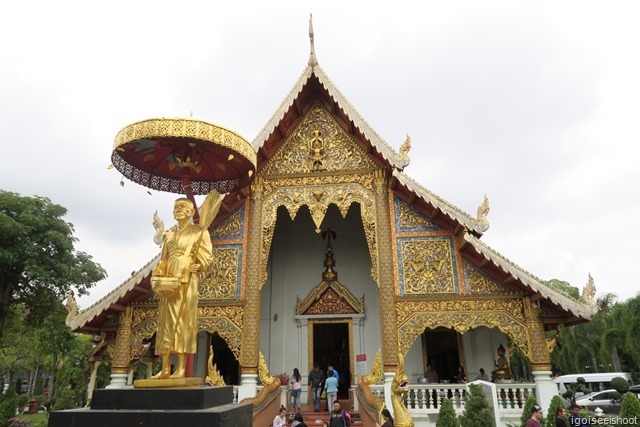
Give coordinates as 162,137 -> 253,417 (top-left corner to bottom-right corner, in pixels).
524,296 -> 556,410
238,177 -> 264,400
374,170 -> 399,372
106,306 -> 133,389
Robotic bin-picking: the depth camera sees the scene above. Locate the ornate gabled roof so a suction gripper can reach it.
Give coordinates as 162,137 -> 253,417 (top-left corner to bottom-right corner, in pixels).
252,65 -> 407,170
392,170 -> 490,235
462,233 -> 598,320
296,280 -> 364,315
66,254 -> 159,332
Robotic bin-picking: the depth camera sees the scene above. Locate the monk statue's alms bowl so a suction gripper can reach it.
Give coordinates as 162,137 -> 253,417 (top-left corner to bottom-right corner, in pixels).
151,276 -> 181,297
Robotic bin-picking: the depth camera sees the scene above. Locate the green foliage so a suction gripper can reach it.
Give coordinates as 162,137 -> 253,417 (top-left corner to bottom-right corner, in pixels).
0,190 -> 106,339
519,396 -> 538,427
546,279 -> 580,300
562,378 -> 591,405
0,396 -> 18,427
459,383 -> 495,427
16,393 -> 29,410
436,398 -> 459,427
545,395 -> 566,427
611,376 -> 630,394
620,392 -> 640,419
51,387 -> 76,411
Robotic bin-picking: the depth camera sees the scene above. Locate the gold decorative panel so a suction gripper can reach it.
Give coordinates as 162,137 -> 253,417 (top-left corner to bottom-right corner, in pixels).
463,259 -> 521,296
211,205 -> 244,240
261,102 -> 377,176
199,246 -> 241,301
395,299 -> 530,358
398,237 -> 457,295
393,195 -> 440,232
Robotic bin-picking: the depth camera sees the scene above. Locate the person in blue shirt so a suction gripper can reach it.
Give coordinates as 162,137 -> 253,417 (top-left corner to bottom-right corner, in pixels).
327,364 -> 339,382
324,369 -> 339,410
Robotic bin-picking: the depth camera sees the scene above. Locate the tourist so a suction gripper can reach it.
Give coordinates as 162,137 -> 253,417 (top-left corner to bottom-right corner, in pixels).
273,406 -> 287,427
329,401 -> 351,427
324,369 -> 339,410
526,405 -> 543,427
569,404 -> 586,427
455,365 -> 467,383
555,406 -> 568,427
292,412 -> 307,427
290,368 -> 302,412
376,408 -> 394,427
308,363 -> 325,412
426,364 -> 438,383
475,368 -> 489,381
327,364 -> 340,381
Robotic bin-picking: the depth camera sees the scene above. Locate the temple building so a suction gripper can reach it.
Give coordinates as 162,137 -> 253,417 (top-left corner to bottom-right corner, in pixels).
66,21 -> 598,427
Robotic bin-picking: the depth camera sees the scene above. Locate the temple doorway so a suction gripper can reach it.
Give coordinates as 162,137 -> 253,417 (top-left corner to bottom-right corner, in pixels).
423,328 -> 462,383
311,320 -> 352,399
208,332 -> 240,385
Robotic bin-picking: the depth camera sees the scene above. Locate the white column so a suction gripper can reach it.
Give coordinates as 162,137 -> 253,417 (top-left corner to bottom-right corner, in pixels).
532,371 -> 557,410
296,318 -> 310,405
105,374 -> 128,389
127,368 -> 134,385
383,372 -> 394,417
238,374 -> 258,401
86,361 -> 101,401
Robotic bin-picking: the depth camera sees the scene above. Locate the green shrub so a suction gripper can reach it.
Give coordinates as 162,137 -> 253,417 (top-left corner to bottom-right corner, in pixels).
519,396 -> 538,427
436,398 -> 460,427
459,383 -> 495,427
611,377 -> 630,401
0,397 -> 18,427
620,392 -> 640,419
51,388 -> 76,411
546,395 -> 566,427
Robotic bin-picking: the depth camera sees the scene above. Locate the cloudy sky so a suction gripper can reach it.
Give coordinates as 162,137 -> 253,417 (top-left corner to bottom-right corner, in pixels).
1,1 -> 638,309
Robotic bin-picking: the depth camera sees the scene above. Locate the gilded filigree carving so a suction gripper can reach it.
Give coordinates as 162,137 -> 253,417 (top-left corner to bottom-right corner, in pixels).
297,280 -> 364,315
398,311 -> 530,359
199,317 -> 242,360
261,180 -> 378,286
394,196 -> 439,232
211,206 -> 244,240
396,299 -> 530,358
399,237 -> 457,295
261,102 -> 377,176
463,259 -> 520,296
199,246 -> 241,301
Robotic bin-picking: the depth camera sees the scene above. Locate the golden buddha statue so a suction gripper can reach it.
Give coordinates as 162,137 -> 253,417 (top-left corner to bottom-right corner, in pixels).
491,343 -> 512,382
150,196 -> 217,379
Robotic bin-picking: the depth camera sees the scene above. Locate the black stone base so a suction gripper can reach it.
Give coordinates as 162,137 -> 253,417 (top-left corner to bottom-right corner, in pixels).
48,386 -> 253,427
91,385 -> 234,410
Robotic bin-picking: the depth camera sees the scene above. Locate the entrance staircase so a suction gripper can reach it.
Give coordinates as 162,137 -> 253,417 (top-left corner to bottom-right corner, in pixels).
282,405 -> 361,426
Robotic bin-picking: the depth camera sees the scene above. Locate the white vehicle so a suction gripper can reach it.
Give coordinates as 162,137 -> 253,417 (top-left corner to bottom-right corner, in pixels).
576,389 -> 622,414
553,372 -> 631,396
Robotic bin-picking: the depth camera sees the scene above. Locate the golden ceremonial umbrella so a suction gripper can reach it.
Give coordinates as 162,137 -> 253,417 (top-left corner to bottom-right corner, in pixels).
111,117 -> 256,222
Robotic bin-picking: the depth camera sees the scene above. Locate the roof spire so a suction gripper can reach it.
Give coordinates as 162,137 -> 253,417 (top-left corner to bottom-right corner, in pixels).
308,13 -> 318,67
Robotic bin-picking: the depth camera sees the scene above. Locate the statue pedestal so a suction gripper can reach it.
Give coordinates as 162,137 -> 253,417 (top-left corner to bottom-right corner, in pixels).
48,386 -> 252,427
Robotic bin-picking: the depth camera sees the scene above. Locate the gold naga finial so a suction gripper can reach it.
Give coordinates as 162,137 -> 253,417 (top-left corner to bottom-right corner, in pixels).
206,346 -> 226,386
582,273 -> 596,304
477,194 -> 490,221
308,13 -> 318,67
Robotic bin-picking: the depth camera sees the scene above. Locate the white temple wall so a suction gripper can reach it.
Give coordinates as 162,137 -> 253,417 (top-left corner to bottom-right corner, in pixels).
260,203 -> 381,380
462,326 -> 510,380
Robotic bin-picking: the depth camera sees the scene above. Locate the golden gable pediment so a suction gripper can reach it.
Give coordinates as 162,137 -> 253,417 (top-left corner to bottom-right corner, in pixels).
296,280 -> 364,315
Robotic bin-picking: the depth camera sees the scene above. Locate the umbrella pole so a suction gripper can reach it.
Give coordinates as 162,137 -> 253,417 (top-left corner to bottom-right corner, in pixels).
181,172 -> 200,224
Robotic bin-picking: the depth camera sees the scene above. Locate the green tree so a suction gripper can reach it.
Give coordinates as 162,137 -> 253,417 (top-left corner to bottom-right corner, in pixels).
519,396 -> 539,427
620,392 -> 640,419
459,383 -> 495,427
546,279 -> 580,300
436,398 -> 459,427
545,395 -> 566,427
0,191 -> 106,339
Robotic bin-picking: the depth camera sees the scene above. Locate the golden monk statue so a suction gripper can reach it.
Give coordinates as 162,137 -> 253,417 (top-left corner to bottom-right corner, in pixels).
150,192 -> 221,379
491,343 -> 512,382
